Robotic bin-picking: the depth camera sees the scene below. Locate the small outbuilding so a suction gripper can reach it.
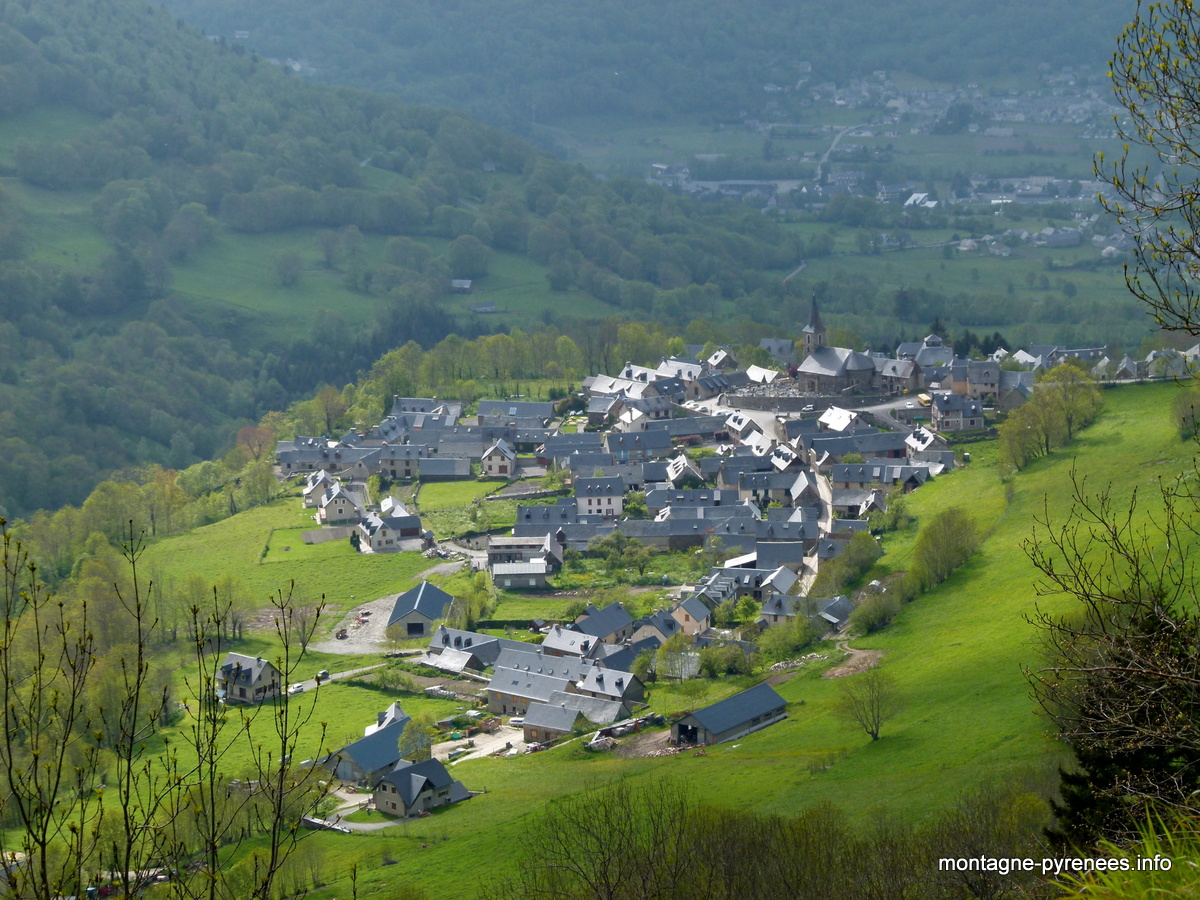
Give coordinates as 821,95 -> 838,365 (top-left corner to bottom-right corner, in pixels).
522,702 -> 582,744
386,581 -> 455,638
671,682 -> 787,746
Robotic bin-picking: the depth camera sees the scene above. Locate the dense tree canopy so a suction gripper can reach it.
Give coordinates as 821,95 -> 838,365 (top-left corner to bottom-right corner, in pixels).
157,0 -> 1131,133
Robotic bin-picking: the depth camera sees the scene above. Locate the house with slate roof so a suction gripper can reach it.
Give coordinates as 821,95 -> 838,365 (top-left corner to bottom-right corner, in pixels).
758,593 -> 806,628
605,429 -> 673,462
487,534 -> 563,572
522,703 -> 582,744
672,682 -> 787,745
481,439 -> 517,478
494,647 -> 596,681
390,397 -> 464,419
931,392 -> 985,432
427,626 -> 527,668
541,624 -> 597,658
316,482 -> 362,525
216,653 -> 282,705
321,704 -> 412,784
358,501 -> 423,553
538,432 -> 606,466
575,666 -> 645,705
476,399 -> 555,422
575,476 -> 625,518
671,595 -> 712,635
386,582 -> 455,638
536,692 -> 629,734
759,338 -> 796,365
302,470 -> 334,507
575,601 -> 634,644
874,357 -> 922,394
486,666 -> 575,716
375,758 -> 469,817
631,608 -> 683,645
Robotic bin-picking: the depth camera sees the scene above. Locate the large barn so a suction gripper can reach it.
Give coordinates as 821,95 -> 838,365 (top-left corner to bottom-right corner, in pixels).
671,682 -> 787,745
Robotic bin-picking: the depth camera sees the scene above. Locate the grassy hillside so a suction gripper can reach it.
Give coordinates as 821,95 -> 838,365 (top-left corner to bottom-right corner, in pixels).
133,382 -> 1190,898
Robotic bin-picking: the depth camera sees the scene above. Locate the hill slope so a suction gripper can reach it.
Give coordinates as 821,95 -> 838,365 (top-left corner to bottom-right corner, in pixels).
158,0 -> 1132,132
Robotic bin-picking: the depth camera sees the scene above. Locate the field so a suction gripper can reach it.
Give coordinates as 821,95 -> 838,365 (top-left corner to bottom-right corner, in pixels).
136,381 -> 1186,900
141,490 -> 437,626
416,479 -> 507,510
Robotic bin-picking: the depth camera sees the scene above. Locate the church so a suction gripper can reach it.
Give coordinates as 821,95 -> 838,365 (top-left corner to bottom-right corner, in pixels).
795,296 -> 877,393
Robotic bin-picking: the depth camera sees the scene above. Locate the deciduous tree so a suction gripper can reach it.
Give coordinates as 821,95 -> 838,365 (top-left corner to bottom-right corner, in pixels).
835,668 -> 901,741
1098,0 -> 1200,334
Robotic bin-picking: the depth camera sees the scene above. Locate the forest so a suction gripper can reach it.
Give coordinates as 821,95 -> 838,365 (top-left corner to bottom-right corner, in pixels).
159,0 -> 1133,135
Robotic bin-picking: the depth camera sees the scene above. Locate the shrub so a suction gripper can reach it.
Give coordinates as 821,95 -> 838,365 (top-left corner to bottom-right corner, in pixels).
849,592 -> 901,634
909,506 -> 980,590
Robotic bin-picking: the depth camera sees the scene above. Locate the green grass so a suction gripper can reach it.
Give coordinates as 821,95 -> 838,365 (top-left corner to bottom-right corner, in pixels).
542,115 -> 768,175
422,498 -> 521,539
2,179 -> 111,271
438,248 -> 617,325
417,479 -> 506,509
0,105 -> 102,167
170,229 -> 393,345
261,526 -> 360,563
142,493 -> 433,617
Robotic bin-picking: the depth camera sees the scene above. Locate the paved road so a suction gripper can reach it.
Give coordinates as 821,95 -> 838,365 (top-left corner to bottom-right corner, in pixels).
851,396 -> 920,430
287,663 -> 385,694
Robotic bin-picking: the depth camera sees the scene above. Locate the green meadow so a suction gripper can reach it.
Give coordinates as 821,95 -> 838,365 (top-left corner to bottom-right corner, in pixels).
416,479 -> 507,510
142,491 -> 434,619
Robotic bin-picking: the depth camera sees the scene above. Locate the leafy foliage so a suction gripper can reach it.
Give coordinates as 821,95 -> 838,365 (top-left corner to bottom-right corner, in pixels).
908,506 -> 980,590
157,0 -> 1130,131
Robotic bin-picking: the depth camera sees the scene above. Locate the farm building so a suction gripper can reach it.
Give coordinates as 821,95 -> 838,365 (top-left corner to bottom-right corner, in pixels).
671,682 -> 787,745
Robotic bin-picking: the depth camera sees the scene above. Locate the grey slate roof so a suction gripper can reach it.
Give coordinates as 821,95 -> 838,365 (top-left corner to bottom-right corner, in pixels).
523,702 -> 581,734
605,429 -> 673,455
798,345 -> 876,377
576,601 -> 633,640
476,400 -> 555,420
494,646 -> 595,680
219,653 -> 278,686
429,626 -> 527,667
676,595 -> 711,623
687,682 -> 786,737
323,716 -> 409,776
488,666 -> 572,703
540,625 -> 596,657
575,476 -> 625,497
575,666 -> 639,701
378,758 -> 456,806
546,691 -> 628,725
387,582 -> 455,627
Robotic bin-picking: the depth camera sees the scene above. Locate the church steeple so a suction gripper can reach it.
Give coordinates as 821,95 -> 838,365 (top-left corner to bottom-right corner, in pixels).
802,292 -> 826,356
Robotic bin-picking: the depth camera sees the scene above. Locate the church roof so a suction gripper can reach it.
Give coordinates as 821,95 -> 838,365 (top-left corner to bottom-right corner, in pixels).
802,294 -> 825,335
797,346 -> 876,377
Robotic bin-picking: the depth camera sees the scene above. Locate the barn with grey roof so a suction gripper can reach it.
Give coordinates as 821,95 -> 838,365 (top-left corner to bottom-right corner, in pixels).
671,682 -> 787,745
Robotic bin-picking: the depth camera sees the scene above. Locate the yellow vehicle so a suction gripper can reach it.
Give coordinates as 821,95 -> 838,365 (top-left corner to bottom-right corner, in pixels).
917,393 -> 932,407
